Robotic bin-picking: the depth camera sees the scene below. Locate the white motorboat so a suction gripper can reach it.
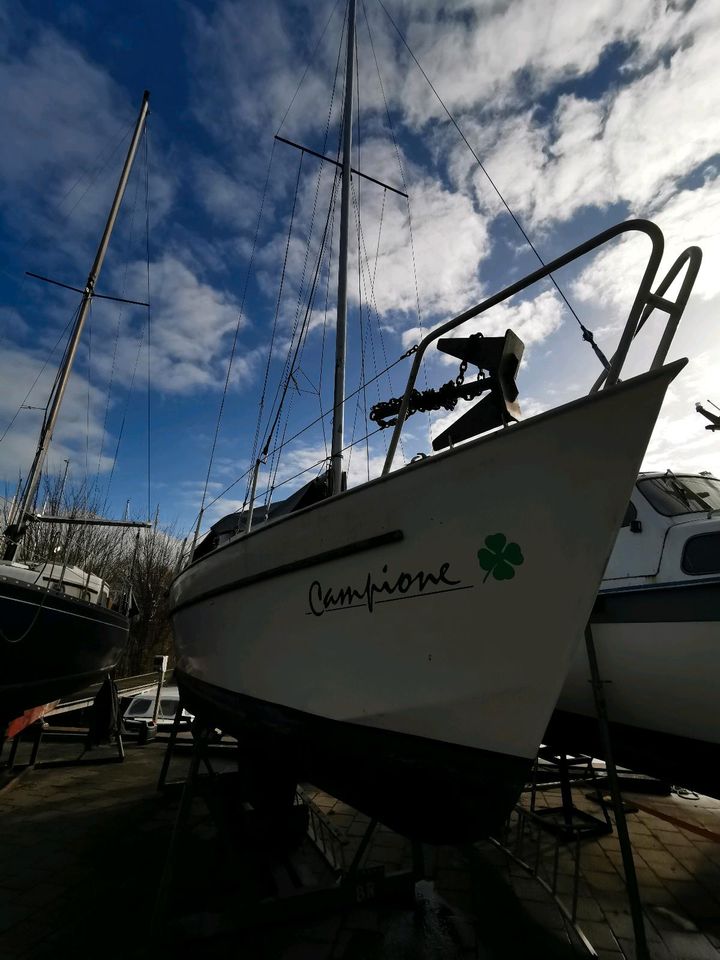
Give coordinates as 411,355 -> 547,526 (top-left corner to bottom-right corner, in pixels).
550,470 -> 720,797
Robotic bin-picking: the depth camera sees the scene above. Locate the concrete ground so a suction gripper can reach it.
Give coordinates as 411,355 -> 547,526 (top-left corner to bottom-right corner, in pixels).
0,735 -> 718,960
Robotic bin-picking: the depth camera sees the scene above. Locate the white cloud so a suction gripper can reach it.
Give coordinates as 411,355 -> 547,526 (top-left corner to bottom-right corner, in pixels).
0,342 -> 113,492
572,174 -> 720,316
392,0 -> 692,127
457,1 -> 720,228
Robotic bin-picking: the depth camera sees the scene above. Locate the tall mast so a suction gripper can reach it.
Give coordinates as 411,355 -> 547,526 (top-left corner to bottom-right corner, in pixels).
330,0 -> 356,496
3,90 -> 150,562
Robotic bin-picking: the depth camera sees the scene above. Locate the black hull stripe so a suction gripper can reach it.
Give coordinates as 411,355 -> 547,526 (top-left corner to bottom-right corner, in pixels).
171,529 -> 403,614
176,670 -> 529,845
592,579 -> 719,623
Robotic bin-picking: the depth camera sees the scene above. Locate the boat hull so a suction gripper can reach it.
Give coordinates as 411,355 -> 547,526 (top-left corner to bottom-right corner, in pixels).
178,670 -> 528,843
171,362 -> 683,842
0,575 -> 129,732
550,578 -> 720,797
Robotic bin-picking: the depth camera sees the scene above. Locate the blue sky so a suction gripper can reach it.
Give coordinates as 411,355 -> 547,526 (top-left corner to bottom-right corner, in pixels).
1,0 -> 718,539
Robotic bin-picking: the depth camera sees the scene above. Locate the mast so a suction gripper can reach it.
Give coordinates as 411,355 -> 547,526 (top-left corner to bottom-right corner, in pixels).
3,90 -> 150,562
330,0 -> 356,496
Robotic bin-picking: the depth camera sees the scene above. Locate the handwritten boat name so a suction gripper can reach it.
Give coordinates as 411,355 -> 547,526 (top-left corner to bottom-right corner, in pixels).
308,562 -> 461,617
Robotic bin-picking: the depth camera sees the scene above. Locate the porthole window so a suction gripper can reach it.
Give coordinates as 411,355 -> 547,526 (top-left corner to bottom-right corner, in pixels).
682,533 -> 720,576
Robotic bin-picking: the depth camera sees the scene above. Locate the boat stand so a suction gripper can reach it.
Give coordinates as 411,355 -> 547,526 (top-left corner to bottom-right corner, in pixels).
1,675 -> 125,778
584,624 -> 650,960
529,747 -> 612,840
153,697 -> 422,940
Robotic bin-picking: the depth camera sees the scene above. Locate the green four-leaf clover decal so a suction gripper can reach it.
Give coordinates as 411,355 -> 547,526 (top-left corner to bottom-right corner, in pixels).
478,533 -> 524,582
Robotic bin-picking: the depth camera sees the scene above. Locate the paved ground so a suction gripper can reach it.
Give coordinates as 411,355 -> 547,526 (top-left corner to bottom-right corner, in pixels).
528,781 -> 720,960
0,735 -> 718,960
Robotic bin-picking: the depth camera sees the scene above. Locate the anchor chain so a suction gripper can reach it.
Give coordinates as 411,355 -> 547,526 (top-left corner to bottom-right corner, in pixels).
370,333 -> 490,429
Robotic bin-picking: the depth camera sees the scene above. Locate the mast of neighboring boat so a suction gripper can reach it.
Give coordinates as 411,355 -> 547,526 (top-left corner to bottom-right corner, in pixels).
3,91 -> 150,562
330,0 -> 356,496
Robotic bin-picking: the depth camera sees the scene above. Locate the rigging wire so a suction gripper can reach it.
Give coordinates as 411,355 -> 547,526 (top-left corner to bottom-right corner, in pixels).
275,0 -> 344,137
252,424 -> 386,514
255,5 -> 349,474
251,150 -> 304,474
193,342 -> 416,530
0,122 -> 135,293
317,180 -> 338,459
85,301 -> 92,489
363,0 -> 429,453
195,137 -> 281,534
144,122 -> 152,523
0,308 -> 79,446
373,0 -> 610,371
241,0 -> 349,515
260,164 -> 341,508
94,140 -> 143,492
101,313 -> 147,514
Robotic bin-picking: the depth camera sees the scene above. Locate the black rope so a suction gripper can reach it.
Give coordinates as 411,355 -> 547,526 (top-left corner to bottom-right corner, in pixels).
373,0 -> 610,372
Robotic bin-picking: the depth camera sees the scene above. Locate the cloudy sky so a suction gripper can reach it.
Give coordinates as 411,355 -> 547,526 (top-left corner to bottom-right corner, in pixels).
1,0 -> 718,537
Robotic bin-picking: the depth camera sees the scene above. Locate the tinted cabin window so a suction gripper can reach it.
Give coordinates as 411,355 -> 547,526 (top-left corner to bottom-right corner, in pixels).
682,533 -> 720,576
639,475 -> 720,516
160,699 -> 179,718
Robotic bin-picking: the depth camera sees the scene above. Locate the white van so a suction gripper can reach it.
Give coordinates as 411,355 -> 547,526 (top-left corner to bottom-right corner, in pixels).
123,685 -> 193,731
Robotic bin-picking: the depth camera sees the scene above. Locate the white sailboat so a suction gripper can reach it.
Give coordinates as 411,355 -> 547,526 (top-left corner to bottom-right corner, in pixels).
550,470 -> 720,798
168,1 -> 701,843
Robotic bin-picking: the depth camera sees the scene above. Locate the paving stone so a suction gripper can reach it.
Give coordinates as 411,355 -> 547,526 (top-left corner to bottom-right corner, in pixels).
574,896 -> 606,921
656,931 -> 720,959
577,918 -> 622,951
588,871 -> 632,893
605,910 -> 661,943
583,852 -> 620,874
616,936 -> 675,960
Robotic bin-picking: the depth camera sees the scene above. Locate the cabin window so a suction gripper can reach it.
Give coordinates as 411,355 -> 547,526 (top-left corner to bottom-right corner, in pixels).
127,697 -> 153,716
160,699 -> 179,718
682,533 -> 720,576
620,501 -> 637,527
638,475 -> 720,516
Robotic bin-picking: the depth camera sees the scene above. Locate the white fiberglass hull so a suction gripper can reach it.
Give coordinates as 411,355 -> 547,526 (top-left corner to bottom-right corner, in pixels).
170,361 -> 683,841
551,578 -> 720,797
